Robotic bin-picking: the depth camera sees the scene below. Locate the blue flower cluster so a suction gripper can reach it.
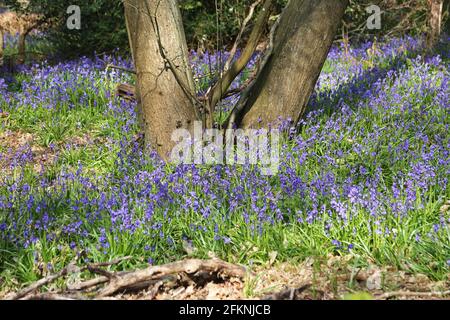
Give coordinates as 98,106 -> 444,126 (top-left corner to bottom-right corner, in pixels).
0,36 -> 449,277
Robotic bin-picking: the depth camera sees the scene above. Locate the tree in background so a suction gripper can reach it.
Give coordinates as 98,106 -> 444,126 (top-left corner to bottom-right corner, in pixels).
179,0 -> 287,50
4,0 -> 129,58
0,1 -> 46,64
427,0 -> 445,48
182,1 -> 448,48
4,0 -> 447,59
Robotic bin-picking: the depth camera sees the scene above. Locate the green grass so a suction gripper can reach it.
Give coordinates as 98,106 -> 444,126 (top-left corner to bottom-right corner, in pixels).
0,38 -> 449,292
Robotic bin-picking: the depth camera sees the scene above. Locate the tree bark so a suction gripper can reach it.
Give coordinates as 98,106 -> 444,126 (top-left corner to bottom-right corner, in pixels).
17,31 -> 27,64
427,0 -> 444,48
0,29 -> 4,66
124,0 -> 199,160
124,0 -> 349,160
235,0 -> 349,129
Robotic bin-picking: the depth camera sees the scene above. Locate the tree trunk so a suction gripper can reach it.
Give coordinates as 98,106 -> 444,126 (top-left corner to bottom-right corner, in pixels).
124,0 -> 199,160
427,0 -> 444,48
17,31 -> 27,64
0,29 -> 4,67
124,0 -> 349,160
235,0 -> 349,129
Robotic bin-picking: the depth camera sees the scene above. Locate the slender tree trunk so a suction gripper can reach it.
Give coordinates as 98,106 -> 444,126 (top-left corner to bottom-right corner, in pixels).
124,0 -> 199,160
17,31 -> 27,64
0,29 -> 4,66
427,0 -> 444,48
236,0 -> 349,129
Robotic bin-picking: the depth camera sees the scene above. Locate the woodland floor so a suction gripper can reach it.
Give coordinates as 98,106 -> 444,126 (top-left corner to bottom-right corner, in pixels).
1,35 -> 449,300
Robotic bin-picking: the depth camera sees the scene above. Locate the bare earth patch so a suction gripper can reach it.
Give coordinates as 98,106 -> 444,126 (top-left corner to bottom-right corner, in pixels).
0,129 -> 55,173
0,128 -> 109,174
147,256 -> 449,300
248,255 -> 449,300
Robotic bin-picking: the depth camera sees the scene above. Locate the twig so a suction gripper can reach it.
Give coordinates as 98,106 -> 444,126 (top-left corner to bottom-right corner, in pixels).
85,256 -> 133,269
225,0 -> 285,130
67,276 -> 110,292
3,51 -> 46,58
198,74 -> 257,102
106,64 -> 136,74
206,0 -> 274,126
144,0 -> 204,122
68,257 -> 133,291
224,0 -> 263,72
87,266 -> 116,279
6,261 -> 76,300
140,280 -> 164,300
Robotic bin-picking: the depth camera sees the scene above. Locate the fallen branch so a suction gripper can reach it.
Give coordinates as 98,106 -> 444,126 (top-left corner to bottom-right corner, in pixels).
106,64 -> 136,74
8,256 -> 133,299
6,257 -> 248,300
6,262 -> 75,300
98,258 -> 248,297
22,293 -> 78,300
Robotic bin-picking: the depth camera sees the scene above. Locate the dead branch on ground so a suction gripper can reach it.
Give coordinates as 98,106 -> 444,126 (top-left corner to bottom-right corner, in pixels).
6,258 -> 248,300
